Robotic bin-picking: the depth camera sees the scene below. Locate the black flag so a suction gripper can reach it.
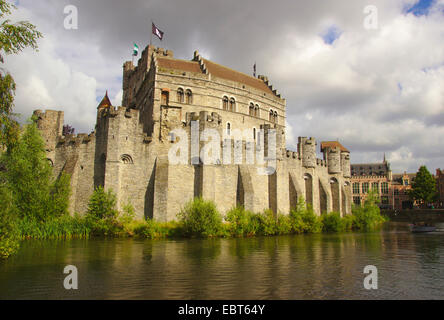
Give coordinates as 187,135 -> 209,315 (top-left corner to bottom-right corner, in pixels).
253,62 -> 256,77
152,23 -> 164,41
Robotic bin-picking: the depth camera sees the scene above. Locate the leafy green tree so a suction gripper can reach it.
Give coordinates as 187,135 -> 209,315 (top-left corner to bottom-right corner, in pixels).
1,121 -> 71,221
0,185 -> 19,258
0,0 -> 42,146
87,186 -> 119,221
408,166 -> 438,205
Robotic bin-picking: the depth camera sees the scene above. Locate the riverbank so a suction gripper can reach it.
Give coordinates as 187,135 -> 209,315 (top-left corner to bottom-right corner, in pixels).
2,191 -> 387,259
16,197 -> 387,240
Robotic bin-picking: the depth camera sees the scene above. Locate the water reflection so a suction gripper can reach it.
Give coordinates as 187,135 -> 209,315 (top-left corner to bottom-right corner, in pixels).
1,223 -> 444,299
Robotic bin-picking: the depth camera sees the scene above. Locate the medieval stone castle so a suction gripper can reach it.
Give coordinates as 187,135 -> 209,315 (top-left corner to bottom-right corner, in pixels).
34,44 -> 352,221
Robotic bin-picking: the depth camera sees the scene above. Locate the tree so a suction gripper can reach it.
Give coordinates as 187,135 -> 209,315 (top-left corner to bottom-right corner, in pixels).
0,121 -> 71,221
408,166 -> 438,206
0,1 -> 42,259
0,0 -> 42,146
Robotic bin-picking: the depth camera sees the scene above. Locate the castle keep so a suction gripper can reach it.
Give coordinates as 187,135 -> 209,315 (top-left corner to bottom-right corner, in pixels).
34,45 -> 352,221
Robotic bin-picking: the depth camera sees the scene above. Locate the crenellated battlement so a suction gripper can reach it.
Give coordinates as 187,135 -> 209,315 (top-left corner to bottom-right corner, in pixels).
57,132 -> 95,147
258,75 -> 281,98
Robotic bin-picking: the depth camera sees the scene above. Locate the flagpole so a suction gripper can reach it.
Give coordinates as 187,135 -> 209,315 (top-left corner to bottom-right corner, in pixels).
150,20 -> 153,46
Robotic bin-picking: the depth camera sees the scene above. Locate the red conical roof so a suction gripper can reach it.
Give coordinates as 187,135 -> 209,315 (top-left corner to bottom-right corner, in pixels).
97,91 -> 112,109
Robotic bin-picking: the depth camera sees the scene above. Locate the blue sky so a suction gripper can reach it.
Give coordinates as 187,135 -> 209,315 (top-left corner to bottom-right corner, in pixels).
405,0 -> 435,16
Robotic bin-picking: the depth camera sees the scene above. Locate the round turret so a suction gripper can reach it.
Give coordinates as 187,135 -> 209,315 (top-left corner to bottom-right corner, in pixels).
300,137 -> 316,168
341,152 -> 351,178
327,147 -> 342,174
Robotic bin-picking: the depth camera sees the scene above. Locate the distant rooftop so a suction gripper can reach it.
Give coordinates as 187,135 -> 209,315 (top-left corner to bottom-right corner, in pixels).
320,141 -> 349,153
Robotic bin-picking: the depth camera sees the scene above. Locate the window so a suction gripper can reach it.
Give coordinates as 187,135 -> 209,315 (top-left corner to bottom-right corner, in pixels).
274,111 -> 278,124
186,89 -> 193,104
161,91 -> 169,106
177,88 -> 184,103
404,180 -> 409,186
381,196 -> 389,205
372,182 -> 379,193
223,96 -> 229,110
255,104 -> 259,117
229,98 -> 235,112
226,122 -> 231,136
394,189 -> 399,195
249,103 -> 255,116
362,182 -> 369,194
381,182 -> 389,194
353,183 -> 360,194
353,197 -> 361,205
269,109 -> 274,122
253,128 -> 256,141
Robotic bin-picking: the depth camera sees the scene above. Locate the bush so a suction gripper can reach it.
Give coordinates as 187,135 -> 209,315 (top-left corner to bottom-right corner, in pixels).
289,198 -> 322,234
321,212 -> 344,233
225,206 -> 256,237
276,213 -> 292,235
178,198 -> 222,237
86,187 -> 123,236
352,190 -> 387,231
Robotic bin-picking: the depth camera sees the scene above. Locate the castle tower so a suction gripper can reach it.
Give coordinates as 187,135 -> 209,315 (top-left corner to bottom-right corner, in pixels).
326,146 -> 342,174
298,137 -> 316,168
341,151 -> 351,178
33,110 -> 64,163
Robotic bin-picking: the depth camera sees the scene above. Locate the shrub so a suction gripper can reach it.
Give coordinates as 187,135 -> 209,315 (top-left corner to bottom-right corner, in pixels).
321,212 -> 344,233
276,213 -> 292,235
86,187 -> 123,236
289,198 -> 322,234
352,190 -> 387,231
178,198 -> 222,237
225,206 -> 256,237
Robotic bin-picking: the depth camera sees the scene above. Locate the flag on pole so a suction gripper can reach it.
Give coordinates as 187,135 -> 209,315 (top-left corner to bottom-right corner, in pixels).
133,43 -> 139,56
152,23 -> 164,41
253,62 -> 256,77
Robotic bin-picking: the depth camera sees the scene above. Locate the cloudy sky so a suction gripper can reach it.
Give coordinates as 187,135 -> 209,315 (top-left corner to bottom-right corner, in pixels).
5,0 -> 444,173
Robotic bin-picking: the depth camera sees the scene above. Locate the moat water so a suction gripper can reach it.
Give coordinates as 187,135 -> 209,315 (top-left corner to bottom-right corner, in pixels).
1,222 -> 444,300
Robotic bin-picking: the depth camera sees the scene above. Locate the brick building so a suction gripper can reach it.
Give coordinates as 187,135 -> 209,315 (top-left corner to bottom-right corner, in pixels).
351,156 -> 392,208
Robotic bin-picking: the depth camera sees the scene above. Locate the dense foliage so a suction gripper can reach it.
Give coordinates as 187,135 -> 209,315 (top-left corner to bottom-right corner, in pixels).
408,166 -> 438,205
178,197 -> 223,237
0,0 -> 42,258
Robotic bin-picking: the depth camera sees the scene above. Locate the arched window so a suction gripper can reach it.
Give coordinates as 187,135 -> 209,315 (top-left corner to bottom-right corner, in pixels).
121,154 -> 134,164
249,103 -> 255,116
230,98 -> 236,112
255,105 -> 259,117
177,88 -> 184,103
274,111 -> 278,124
226,122 -> 231,136
269,109 -> 274,122
223,96 -> 229,110
186,89 -> 193,104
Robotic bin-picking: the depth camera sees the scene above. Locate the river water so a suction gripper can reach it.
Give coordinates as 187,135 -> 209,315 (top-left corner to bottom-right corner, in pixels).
1,222 -> 443,300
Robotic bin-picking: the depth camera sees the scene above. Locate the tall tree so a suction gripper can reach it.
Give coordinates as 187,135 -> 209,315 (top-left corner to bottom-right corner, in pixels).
0,0 -> 42,147
409,166 -> 438,205
0,0 -> 42,259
